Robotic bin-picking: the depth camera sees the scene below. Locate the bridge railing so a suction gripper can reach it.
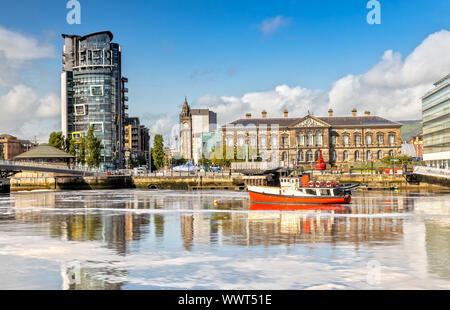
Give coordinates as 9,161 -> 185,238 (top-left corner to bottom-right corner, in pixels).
0,160 -> 105,175
413,166 -> 450,179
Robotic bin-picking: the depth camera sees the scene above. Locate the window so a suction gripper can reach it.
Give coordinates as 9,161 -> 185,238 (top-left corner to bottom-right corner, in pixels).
315,132 -> 323,146
332,150 -> 337,161
271,136 -> 278,148
305,188 -> 317,195
377,135 -> 383,145
389,134 -> 395,145
389,150 -> 394,156
307,132 -> 313,146
377,150 -> 383,159
227,136 -> 233,146
315,151 -> 320,161
238,136 -> 244,146
281,152 -> 287,161
343,135 -> 349,146
250,137 -> 256,147
297,133 -> 303,146
260,136 -> 266,148
355,150 -> 360,161
343,150 -> 349,161
355,135 -> 361,145
281,136 -> 288,148
297,150 -> 304,161
320,189 -> 331,196
366,150 -> 372,160
331,135 -> 337,145
306,150 -> 313,162
366,135 -> 372,145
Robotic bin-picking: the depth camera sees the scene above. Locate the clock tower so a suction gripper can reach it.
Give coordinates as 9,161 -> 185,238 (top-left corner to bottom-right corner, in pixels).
180,97 -> 193,161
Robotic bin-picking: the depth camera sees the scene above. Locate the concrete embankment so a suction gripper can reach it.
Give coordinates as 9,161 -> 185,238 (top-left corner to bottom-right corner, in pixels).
314,174 -> 449,190
10,175 -> 245,191
8,173 -> 449,192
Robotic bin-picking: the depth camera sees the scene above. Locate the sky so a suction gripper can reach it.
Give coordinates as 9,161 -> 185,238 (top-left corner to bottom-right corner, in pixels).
0,0 -> 449,143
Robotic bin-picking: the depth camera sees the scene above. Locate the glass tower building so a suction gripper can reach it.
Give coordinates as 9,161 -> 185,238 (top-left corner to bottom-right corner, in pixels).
422,74 -> 450,169
61,31 -> 128,169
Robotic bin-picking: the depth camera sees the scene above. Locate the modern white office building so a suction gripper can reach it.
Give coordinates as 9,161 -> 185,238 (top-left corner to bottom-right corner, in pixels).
422,74 -> 450,169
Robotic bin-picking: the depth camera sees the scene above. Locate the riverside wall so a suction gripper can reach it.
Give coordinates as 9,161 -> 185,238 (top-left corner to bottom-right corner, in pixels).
7,173 -> 449,192
9,175 -> 245,191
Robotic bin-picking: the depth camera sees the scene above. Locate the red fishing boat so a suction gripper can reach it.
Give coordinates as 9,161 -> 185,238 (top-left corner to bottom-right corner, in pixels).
247,150 -> 359,205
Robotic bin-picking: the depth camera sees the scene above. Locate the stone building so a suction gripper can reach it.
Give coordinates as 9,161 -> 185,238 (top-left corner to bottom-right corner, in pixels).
0,134 -> 35,160
222,109 -> 402,168
179,98 -> 217,163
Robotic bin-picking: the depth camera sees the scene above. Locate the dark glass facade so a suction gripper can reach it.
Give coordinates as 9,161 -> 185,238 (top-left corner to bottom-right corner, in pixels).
61,31 -> 128,169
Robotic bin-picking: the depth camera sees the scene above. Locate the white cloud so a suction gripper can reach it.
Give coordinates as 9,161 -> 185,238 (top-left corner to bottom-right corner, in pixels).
0,26 -> 55,60
329,30 -> 450,119
0,26 -> 59,142
258,15 -> 292,36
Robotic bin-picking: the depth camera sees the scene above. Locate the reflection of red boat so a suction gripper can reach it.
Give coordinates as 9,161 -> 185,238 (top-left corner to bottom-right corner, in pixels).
250,203 -> 347,211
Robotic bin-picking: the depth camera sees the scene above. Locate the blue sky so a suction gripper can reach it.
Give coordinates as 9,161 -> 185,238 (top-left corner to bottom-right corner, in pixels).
0,0 -> 449,141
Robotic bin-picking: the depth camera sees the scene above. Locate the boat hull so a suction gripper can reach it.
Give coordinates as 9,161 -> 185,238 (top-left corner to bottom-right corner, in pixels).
248,190 -> 351,204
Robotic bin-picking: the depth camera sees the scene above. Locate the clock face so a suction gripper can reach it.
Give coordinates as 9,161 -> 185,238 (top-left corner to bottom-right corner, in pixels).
183,122 -> 189,129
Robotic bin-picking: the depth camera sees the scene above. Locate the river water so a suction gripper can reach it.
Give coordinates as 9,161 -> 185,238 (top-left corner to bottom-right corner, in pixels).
0,189 -> 449,290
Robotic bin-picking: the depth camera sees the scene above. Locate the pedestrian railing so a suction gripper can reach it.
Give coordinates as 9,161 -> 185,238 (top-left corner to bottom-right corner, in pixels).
413,166 -> 450,179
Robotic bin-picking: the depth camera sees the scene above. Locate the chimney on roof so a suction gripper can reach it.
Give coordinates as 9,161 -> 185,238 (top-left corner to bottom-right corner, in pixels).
352,108 -> 357,117
262,110 -> 267,118
284,109 -> 289,118
245,113 -> 251,119
328,108 -> 333,117
364,110 -> 371,116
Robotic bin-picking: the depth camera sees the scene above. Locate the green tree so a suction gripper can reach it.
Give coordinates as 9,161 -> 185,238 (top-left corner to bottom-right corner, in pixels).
380,155 -> 413,167
85,125 -> 102,168
77,137 -> 86,166
152,134 -> 165,170
49,132 -> 64,149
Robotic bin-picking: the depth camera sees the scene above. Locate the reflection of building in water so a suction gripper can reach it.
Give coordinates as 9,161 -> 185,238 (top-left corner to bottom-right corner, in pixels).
413,196 -> 450,280
61,261 -> 125,290
10,191 -> 151,255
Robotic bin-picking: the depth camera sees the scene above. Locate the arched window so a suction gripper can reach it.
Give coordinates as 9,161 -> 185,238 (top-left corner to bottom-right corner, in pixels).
297,150 -> 304,162
377,150 -> 383,159
343,150 -> 349,161
354,150 -> 360,161
281,152 -> 287,161
388,150 -> 394,156
366,135 -> 372,145
306,150 -> 313,162
315,150 -> 320,161
366,150 -> 372,160
332,150 -> 337,161
355,135 -> 361,145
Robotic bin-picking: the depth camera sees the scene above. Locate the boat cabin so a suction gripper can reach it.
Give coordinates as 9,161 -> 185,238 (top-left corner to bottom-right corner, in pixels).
279,177 -> 343,197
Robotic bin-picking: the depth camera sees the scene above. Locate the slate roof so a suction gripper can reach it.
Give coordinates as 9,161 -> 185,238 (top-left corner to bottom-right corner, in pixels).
226,115 -> 401,128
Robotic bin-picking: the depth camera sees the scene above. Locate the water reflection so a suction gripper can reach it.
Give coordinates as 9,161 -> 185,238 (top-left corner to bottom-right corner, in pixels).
0,190 -> 449,289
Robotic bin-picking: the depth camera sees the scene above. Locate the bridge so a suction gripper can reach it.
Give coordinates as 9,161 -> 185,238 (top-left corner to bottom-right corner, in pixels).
0,161 -> 100,178
404,166 -> 450,186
